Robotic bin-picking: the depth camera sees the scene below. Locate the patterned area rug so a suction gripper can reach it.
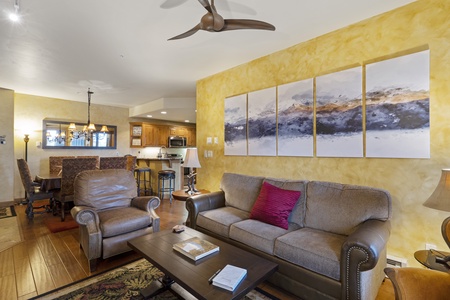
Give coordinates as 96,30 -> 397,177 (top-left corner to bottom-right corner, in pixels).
31,259 -> 279,300
0,205 -> 16,219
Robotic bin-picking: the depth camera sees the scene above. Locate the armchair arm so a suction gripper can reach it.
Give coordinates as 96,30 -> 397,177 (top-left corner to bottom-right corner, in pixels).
70,206 -> 102,260
341,219 -> 391,300
385,267 -> 450,300
185,191 -> 225,229
131,196 -> 161,232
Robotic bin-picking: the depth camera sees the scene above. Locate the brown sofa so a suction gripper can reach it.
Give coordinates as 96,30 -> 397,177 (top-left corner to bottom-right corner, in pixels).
71,169 -> 160,271
186,173 -> 392,300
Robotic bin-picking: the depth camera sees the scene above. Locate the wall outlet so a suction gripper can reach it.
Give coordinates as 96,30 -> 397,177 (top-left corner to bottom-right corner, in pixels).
425,243 -> 437,250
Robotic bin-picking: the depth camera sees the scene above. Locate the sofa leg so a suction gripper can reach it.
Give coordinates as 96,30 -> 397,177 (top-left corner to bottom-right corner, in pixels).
89,259 -> 97,272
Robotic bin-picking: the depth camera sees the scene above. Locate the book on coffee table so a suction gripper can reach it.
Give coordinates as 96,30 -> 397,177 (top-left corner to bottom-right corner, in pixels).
212,264 -> 247,291
173,237 -> 219,260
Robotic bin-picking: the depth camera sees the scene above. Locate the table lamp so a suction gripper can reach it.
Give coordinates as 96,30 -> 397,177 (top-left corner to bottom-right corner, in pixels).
184,148 -> 201,194
423,169 -> 450,263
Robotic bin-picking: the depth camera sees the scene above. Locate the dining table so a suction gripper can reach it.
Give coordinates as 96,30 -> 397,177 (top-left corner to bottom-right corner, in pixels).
35,172 -> 62,192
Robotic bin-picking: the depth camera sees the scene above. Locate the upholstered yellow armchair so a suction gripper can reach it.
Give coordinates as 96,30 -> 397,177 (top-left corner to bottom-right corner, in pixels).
384,267 -> 450,300
71,169 -> 160,272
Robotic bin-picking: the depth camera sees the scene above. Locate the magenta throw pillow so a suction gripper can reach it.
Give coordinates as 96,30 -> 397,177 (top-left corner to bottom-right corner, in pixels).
250,181 -> 301,230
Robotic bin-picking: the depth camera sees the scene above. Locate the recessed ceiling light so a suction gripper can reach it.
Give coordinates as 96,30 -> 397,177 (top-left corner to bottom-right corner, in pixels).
146,115 -> 152,118
161,111 -> 167,114
185,120 -> 190,123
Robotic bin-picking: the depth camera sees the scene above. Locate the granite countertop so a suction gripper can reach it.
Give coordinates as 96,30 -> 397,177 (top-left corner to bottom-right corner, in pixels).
137,157 -> 182,167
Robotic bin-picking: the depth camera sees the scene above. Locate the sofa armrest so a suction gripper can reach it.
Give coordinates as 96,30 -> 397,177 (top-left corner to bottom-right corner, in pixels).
131,196 -> 161,232
70,206 -> 103,260
71,205 -> 101,230
185,191 -> 225,229
341,219 -> 391,300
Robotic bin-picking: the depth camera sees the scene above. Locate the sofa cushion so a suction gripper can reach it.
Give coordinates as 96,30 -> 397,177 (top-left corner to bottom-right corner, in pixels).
98,207 -> 152,238
250,181 -> 301,229
263,178 -> 308,227
220,173 -> 265,212
304,181 -> 392,235
274,228 -> 346,280
230,219 -> 299,255
197,207 -> 250,238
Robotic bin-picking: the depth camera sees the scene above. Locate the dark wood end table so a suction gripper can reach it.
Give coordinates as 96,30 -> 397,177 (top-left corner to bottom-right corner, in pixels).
127,227 -> 278,300
414,249 -> 450,272
172,189 -> 210,201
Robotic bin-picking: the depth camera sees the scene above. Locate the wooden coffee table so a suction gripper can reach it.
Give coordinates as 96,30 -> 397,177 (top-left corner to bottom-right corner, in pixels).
127,227 -> 278,300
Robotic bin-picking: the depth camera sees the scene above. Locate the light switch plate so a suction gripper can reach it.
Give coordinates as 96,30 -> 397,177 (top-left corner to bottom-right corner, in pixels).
206,137 -> 212,144
214,137 -> 218,144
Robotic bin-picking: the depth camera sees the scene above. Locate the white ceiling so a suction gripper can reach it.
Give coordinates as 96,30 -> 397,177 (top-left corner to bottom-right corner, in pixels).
0,0 -> 415,123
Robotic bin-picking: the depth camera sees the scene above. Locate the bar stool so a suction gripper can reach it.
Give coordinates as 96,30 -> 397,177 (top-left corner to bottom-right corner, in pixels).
158,170 -> 175,203
134,167 -> 152,196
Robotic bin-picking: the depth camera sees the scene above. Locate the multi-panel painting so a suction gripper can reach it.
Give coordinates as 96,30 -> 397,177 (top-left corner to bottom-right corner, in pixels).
224,94 -> 247,156
223,49 -> 430,159
316,67 -> 363,157
277,79 -> 314,157
366,50 -> 430,158
248,87 -> 277,156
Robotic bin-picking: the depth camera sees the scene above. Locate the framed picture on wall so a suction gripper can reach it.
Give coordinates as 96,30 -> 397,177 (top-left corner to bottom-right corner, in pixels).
278,79 -> 314,157
365,50 -> 430,158
316,67 -> 363,158
224,94 -> 247,156
248,87 -> 277,156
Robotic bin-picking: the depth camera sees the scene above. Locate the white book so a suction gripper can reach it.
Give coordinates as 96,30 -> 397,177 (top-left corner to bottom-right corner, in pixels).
212,264 -> 247,291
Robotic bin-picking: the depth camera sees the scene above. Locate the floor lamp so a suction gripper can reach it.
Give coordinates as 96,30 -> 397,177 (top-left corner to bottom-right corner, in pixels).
423,169 -> 450,263
183,148 -> 201,194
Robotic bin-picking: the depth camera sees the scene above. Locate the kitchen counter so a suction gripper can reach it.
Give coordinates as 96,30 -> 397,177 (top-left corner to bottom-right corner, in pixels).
137,157 -> 181,168
136,158 -> 183,195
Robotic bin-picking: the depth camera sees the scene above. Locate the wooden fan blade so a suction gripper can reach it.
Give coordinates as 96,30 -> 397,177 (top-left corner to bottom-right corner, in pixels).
198,0 -> 212,13
223,19 -> 276,31
168,24 -> 202,40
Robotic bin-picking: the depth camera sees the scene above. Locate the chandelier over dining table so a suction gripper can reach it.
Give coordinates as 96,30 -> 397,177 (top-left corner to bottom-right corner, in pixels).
68,88 -> 108,142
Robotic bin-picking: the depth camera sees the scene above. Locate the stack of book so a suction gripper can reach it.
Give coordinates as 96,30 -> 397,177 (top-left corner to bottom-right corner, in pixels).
173,237 -> 219,260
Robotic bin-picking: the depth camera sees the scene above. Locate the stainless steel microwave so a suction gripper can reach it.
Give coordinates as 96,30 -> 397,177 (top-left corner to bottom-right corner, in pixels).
168,136 -> 187,148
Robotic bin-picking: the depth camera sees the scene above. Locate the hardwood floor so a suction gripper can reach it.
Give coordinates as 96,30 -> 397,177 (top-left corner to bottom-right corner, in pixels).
0,199 -> 394,300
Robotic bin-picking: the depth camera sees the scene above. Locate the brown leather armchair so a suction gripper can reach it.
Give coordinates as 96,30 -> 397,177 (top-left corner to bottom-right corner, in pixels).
71,169 -> 160,272
384,267 -> 450,299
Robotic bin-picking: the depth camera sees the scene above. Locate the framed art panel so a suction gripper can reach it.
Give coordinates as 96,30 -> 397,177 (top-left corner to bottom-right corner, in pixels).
224,94 -> 247,156
277,79 -> 314,157
366,50 -> 430,158
248,87 -> 277,156
316,67 -> 363,157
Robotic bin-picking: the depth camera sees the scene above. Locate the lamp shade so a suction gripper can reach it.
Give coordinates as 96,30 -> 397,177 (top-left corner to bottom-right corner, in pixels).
423,169 -> 450,212
184,148 -> 201,169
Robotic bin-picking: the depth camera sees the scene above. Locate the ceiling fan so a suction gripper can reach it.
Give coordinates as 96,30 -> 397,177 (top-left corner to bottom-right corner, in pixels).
168,0 -> 275,40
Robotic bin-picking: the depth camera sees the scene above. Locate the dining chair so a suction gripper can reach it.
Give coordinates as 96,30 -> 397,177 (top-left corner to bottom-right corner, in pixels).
49,156 -> 75,174
17,159 -> 53,220
53,157 -> 98,221
99,156 -> 127,170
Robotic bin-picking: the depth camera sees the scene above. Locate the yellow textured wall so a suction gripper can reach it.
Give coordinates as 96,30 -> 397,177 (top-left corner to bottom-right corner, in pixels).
196,0 -> 450,266
13,93 -> 130,199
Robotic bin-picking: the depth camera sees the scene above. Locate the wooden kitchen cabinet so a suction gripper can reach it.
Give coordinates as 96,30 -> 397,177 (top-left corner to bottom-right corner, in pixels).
186,127 -> 196,146
130,122 -> 195,148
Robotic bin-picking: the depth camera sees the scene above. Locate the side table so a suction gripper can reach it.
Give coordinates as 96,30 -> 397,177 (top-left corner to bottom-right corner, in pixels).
172,189 -> 210,201
414,249 -> 450,272
172,189 -> 210,226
